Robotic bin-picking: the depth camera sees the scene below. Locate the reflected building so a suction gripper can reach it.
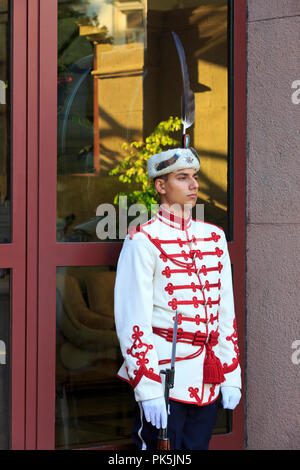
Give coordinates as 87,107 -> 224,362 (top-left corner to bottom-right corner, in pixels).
54,0 -> 233,450
57,0 -> 230,243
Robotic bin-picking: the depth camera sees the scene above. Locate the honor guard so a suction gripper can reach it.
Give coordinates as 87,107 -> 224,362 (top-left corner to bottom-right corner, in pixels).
113,33 -> 242,450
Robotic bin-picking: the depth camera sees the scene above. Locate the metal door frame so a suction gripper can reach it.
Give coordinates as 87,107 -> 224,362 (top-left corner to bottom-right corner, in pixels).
1,0 -> 28,449
21,0 -> 246,450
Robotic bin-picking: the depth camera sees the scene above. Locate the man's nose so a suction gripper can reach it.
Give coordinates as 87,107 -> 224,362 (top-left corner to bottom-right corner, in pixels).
190,177 -> 199,190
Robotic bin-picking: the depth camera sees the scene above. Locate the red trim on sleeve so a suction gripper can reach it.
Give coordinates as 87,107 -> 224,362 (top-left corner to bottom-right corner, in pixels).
126,325 -> 162,390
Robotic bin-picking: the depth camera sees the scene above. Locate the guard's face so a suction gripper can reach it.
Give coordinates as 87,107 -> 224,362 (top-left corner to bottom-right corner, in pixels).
155,168 -> 199,211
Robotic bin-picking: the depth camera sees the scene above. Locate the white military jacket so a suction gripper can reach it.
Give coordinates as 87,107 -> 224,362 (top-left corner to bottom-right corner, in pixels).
114,205 -> 241,406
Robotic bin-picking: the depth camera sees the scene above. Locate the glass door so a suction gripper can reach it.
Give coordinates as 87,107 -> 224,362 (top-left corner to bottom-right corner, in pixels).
35,0 -> 246,449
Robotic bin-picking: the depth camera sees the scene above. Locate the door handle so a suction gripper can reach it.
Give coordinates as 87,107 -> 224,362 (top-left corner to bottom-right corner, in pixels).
0,80 -> 6,104
0,340 -> 6,365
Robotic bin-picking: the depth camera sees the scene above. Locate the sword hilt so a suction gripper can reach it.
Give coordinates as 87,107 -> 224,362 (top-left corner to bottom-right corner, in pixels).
157,428 -> 171,450
164,367 -> 175,389
157,312 -> 178,450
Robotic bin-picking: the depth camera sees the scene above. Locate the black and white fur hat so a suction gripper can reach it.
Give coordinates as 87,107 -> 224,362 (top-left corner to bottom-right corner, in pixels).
147,147 -> 200,180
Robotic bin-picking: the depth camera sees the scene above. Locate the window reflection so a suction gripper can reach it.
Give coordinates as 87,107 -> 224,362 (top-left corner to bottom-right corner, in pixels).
145,0 -> 230,234
55,265 -> 230,449
0,0 -> 11,243
57,0 -> 230,243
57,0 -> 147,243
55,266 -> 133,449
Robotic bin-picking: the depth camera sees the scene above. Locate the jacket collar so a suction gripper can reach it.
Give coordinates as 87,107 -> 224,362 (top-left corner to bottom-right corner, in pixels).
156,205 -> 192,230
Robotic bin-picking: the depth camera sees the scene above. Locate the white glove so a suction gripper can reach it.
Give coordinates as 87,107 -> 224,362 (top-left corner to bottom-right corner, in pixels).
141,396 -> 168,429
221,386 -> 241,410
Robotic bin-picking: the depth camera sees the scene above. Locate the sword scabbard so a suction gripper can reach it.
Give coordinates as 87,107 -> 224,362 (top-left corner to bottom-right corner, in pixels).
157,313 -> 178,450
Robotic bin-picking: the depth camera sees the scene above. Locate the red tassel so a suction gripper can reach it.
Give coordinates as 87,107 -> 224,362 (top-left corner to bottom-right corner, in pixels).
203,349 -> 225,385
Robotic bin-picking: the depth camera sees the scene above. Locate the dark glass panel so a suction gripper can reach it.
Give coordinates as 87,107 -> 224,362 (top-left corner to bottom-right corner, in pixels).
0,0 -> 11,243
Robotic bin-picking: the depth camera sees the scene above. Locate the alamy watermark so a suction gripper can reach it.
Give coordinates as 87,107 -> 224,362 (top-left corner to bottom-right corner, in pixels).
291,80 -> 300,104
95,197 -> 205,240
291,340 -> 300,365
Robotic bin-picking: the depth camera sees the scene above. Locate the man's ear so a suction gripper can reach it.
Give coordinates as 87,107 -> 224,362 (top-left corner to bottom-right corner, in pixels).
154,177 -> 167,195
